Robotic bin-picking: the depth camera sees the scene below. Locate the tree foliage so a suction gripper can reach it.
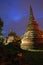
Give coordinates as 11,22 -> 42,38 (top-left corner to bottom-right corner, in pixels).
0,18 -> 3,35
0,18 -> 3,27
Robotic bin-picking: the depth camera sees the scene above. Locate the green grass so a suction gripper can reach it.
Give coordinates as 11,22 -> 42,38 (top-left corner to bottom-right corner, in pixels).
28,49 -> 43,52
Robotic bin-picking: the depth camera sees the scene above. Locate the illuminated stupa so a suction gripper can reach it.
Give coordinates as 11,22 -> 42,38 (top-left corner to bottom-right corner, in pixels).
20,6 -> 43,50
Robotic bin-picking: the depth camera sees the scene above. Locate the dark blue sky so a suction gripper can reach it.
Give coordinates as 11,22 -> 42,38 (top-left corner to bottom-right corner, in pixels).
0,0 -> 43,36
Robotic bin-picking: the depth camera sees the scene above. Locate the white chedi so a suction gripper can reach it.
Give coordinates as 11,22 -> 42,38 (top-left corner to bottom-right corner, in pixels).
7,36 -> 14,43
3,36 -> 14,45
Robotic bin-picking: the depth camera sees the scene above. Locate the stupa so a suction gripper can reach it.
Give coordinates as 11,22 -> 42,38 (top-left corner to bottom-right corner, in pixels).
20,6 -> 43,50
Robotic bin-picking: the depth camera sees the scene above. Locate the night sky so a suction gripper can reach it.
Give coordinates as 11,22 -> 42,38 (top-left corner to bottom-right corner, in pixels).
0,0 -> 43,36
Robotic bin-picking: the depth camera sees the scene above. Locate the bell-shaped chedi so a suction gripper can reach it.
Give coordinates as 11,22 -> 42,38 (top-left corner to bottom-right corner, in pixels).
8,28 -> 20,42
4,28 -> 20,45
20,6 -> 43,50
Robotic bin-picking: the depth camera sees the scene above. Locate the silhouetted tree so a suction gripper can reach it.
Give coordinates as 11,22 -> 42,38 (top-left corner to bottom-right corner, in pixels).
0,18 -> 4,43
0,18 -> 3,33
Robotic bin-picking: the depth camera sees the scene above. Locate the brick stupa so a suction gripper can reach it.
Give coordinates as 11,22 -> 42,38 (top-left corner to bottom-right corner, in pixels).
20,6 -> 43,50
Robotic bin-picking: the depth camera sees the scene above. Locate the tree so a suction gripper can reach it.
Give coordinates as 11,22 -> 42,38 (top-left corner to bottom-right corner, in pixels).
0,18 -> 3,34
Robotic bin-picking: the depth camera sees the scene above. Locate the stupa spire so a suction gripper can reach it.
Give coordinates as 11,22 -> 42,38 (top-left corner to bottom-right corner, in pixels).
9,28 -> 13,33
29,5 -> 35,21
26,5 -> 39,31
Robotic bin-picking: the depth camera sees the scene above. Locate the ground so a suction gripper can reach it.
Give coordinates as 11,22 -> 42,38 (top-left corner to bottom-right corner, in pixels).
0,42 -> 43,65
